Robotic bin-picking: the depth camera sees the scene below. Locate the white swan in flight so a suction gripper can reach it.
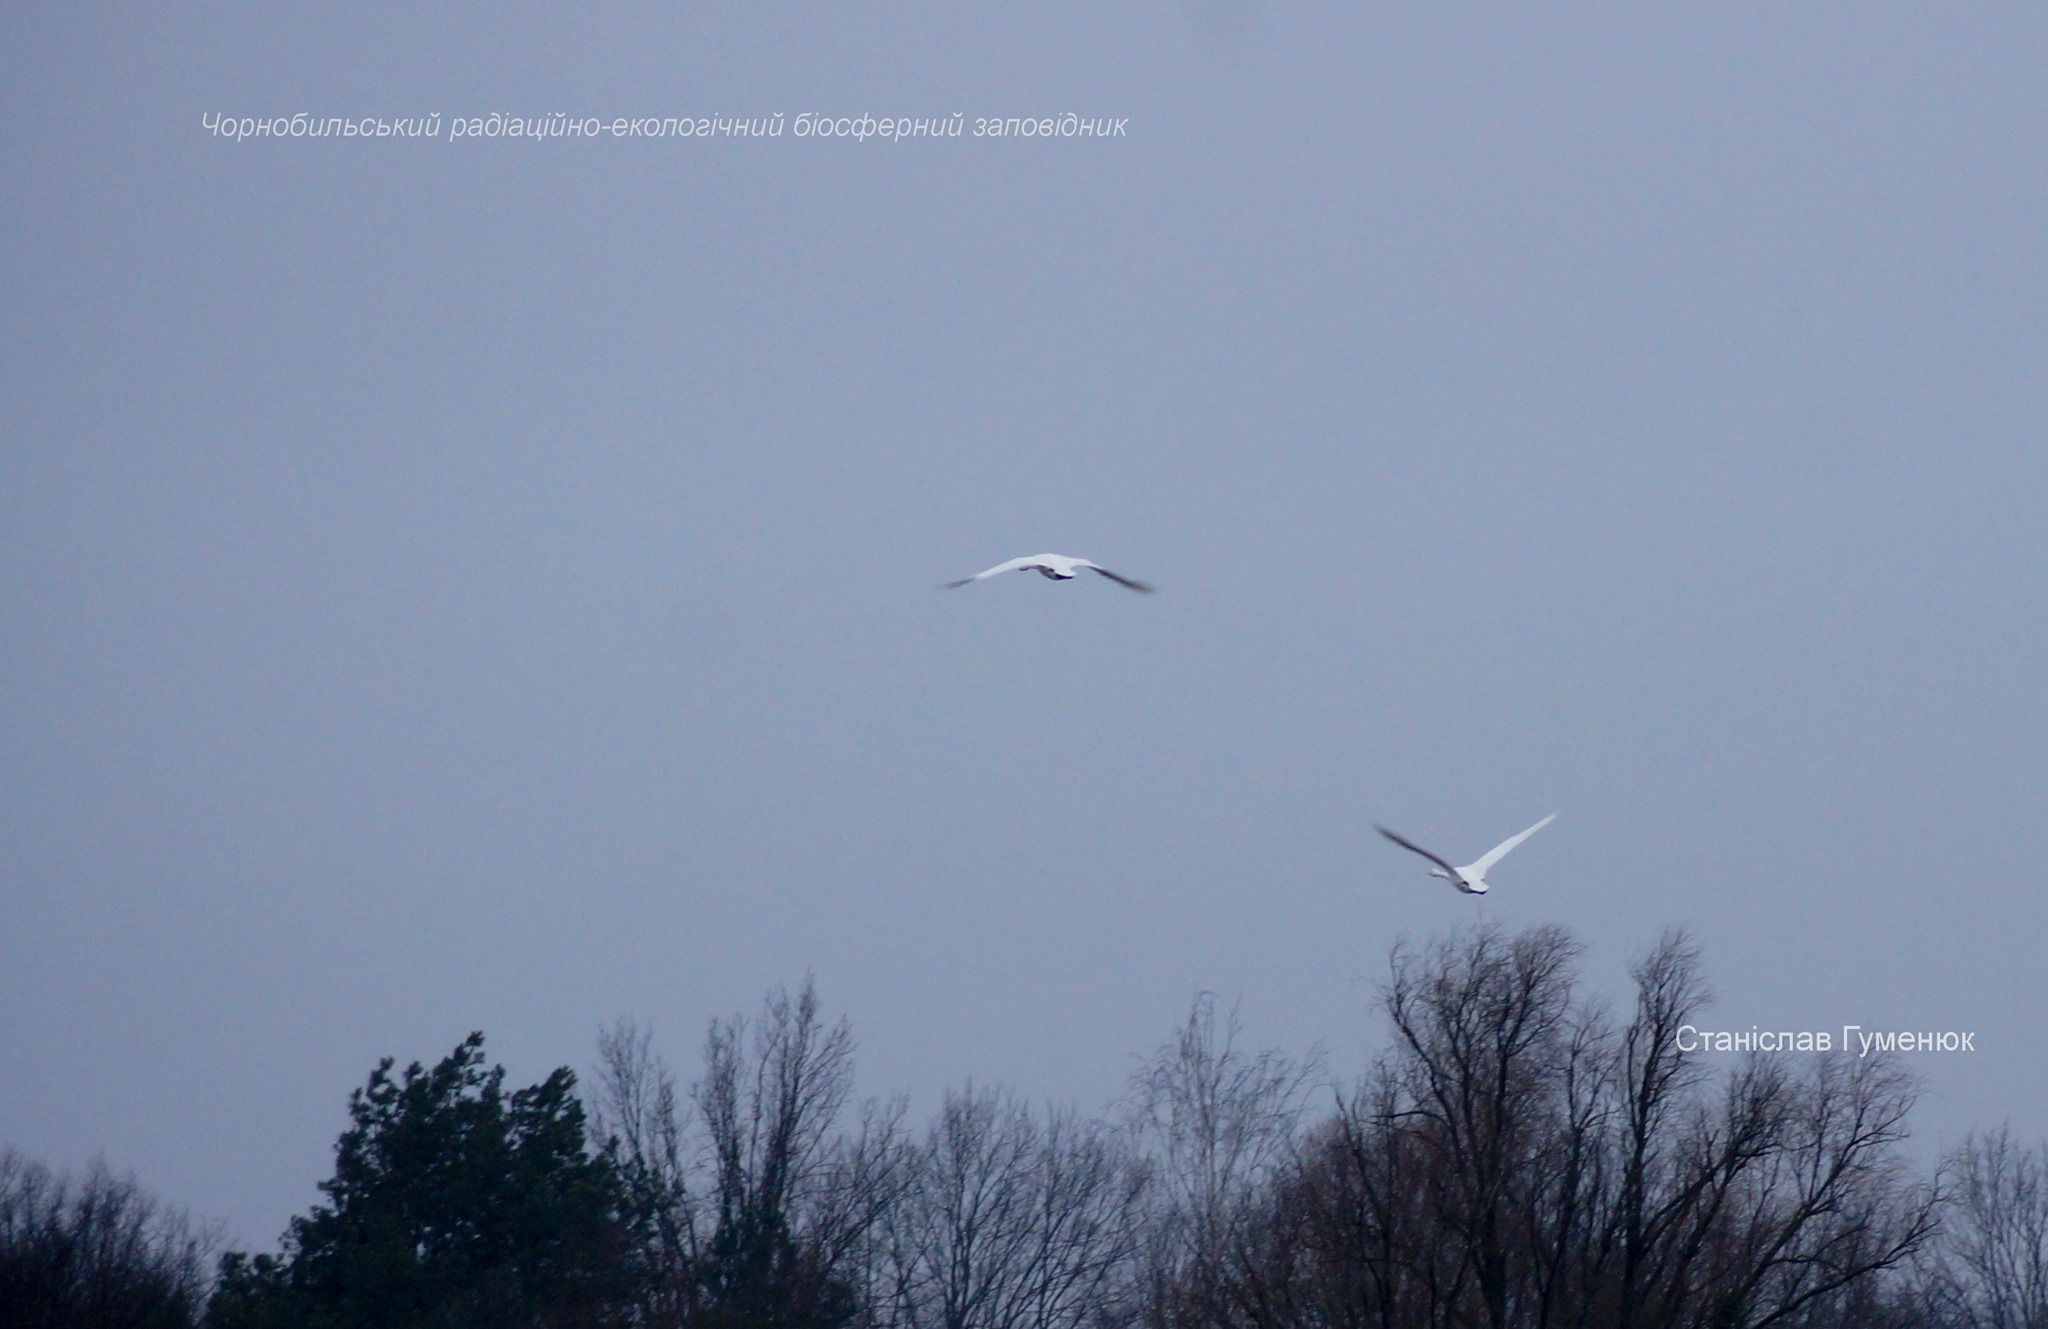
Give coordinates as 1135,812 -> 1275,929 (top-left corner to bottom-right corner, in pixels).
944,554 -> 1154,593
1375,814 -> 1555,895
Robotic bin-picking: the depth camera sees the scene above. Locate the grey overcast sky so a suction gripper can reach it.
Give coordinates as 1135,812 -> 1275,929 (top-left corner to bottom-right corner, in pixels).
3,4 -> 2044,1249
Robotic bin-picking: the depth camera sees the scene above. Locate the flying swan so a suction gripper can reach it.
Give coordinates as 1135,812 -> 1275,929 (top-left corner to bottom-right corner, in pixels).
943,554 -> 1154,592
1375,813 -> 1556,895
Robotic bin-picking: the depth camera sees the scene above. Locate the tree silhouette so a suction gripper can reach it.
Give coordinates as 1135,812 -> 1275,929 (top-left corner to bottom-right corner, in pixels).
0,1150 -> 213,1329
206,1032 -> 630,1329
1188,924 -> 1936,1329
591,979 -> 909,1328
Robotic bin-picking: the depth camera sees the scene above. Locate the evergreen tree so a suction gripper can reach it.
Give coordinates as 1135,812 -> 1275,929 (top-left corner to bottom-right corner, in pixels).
207,1032 -> 630,1329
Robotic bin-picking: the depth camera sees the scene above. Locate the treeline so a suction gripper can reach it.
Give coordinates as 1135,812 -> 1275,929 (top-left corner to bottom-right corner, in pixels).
5,925 -> 2045,1328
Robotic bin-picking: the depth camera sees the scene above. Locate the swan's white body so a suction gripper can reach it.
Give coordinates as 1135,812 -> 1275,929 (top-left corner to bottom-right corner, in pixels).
1375,814 -> 1556,895
944,554 -> 1154,592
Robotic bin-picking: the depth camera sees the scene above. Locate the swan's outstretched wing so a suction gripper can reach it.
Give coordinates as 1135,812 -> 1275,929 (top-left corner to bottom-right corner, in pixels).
1079,562 -> 1155,593
1375,825 -> 1461,879
1466,813 -> 1556,877
943,556 -> 1041,589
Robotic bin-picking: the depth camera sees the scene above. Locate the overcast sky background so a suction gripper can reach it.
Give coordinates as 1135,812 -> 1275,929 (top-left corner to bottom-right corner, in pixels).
4,4 -> 2045,1250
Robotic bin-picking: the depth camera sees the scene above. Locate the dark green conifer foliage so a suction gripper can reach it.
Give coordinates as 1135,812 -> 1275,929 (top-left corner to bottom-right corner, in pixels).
207,1033 -> 629,1329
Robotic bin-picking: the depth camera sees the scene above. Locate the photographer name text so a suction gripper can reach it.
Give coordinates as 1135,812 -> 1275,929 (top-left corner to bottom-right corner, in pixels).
1676,1025 -> 1976,1055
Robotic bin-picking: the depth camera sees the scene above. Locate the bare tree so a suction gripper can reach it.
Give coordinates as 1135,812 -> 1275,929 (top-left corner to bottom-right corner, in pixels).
1671,1048 -> 1925,1326
1378,923 -> 1588,1329
594,1018 -> 700,1325
1128,993 -> 1320,1328
882,1085 -> 1148,1329
0,1149 -> 215,1329
1696,1051 -> 1935,1328
887,1086 -> 1041,1329
1916,1127 -> 2048,1329
810,1094 -> 915,1324
590,979 -> 909,1328
1603,928 -> 1710,1326
1186,926 -> 1938,1329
